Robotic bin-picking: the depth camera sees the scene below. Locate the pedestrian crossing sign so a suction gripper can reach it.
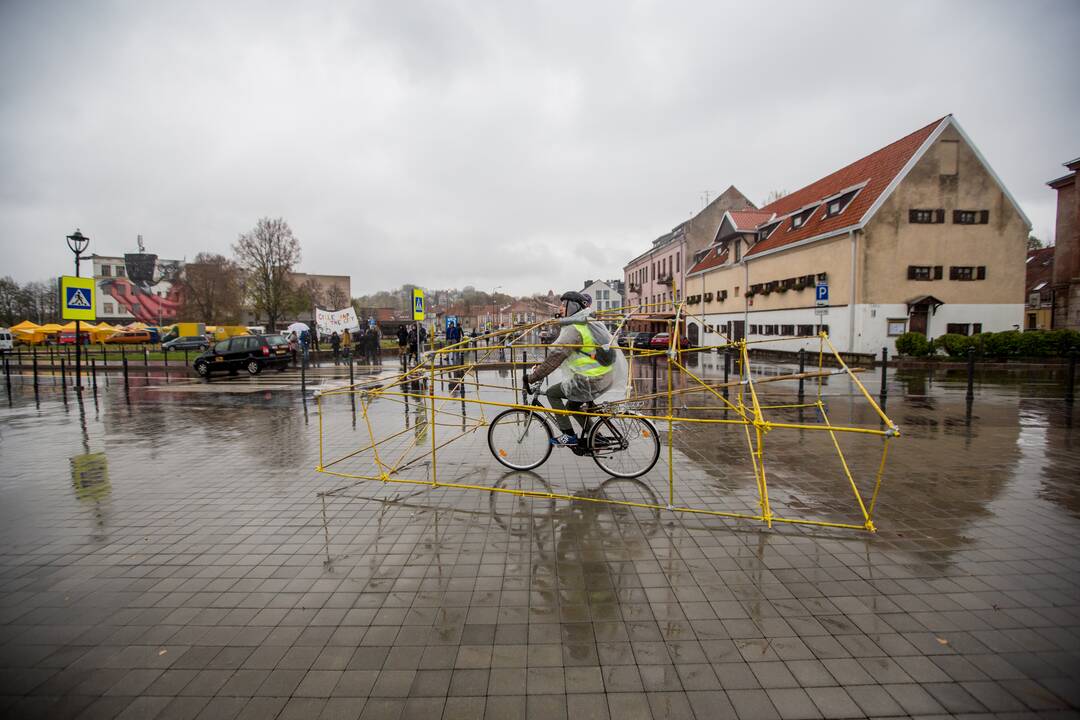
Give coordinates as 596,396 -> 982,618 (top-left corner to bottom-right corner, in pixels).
60,276 -> 96,321
412,289 -> 425,321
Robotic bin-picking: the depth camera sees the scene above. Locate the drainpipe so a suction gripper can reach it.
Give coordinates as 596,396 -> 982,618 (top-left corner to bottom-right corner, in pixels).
848,229 -> 858,353
744,257 -> 750,339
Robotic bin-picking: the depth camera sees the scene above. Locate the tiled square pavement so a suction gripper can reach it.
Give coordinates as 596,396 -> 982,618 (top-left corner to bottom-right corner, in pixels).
1,364 -> 1079,718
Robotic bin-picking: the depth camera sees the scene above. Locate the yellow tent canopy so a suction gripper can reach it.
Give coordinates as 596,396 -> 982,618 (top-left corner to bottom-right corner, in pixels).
12,328 -> 47,344
38,323 -> 63,333
9,320 -> 41,332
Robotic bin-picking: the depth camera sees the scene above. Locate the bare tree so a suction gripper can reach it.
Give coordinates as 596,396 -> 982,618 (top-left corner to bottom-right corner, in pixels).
233,217 -> 301,331
178,252 -> 245,324
326,284 -> 350,310
763,189 -> 788,205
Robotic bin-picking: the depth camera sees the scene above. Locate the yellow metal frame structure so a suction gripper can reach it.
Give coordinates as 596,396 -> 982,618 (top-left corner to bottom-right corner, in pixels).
316,302 -> 900,533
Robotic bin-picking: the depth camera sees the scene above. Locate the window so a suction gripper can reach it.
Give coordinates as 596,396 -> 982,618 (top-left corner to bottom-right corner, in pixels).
780,324 -> 794,335
824,190 -> 858,218
116,266 -> 125,277
749,324 -> 759,334
908,265 -> 932,281
734,239 -> 742,262
946,323 -> 971,335
887,319 -> 907,336
954,210 -> 989,225
909,208 -> 945,224
816,324 -> 829,335
101,265 -> 111,277
977,266 -> 986,280
676,252 -> 680,272
791,206 -> 817,230
973,323 -> 982,334
104,302 -> 114,314
949,266 -> 979,281
797,324 -> 814,336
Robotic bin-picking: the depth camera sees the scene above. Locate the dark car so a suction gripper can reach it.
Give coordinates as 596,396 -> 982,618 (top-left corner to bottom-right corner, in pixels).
631,332 -> 655,348
163,335 -> 209,352
193,334 -> 290,377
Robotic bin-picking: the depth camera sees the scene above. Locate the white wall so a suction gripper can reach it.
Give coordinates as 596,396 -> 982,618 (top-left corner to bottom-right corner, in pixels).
691,303 -> 1024,355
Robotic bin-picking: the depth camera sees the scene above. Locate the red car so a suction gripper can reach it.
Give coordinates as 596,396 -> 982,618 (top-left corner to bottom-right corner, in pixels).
649,332 -> 690,349
59,331 -> 92,345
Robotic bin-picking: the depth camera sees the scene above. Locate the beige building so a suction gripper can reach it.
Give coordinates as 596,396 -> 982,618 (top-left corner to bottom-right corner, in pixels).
684,115 -> 1029,354
1048,158 -> 1079,330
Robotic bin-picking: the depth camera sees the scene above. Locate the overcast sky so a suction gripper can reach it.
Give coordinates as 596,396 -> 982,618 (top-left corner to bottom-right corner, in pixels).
2,0 -> 1077,297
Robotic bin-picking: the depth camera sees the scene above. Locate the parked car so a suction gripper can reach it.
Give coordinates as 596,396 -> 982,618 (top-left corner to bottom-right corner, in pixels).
617,333 -> 634,348
104,330 -> 153,344
631,332 -> 655,348
59,331 -> 92,345
0,328 -> 12,354
649,332 -> 690,349
193,334 -> 291,377
162,335 -> 210,352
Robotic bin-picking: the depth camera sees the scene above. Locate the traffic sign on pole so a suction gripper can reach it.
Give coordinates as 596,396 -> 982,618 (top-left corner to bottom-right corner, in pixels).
60,276 -> 96,321
815,282 -> 829,307
412,289 -> 425,321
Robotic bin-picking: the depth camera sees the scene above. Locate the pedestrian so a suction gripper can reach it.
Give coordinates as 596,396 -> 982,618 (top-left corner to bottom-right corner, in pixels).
288,331 -> 299,366
368,325 -> 382,365
330,331 -> 341,365
300,328 -> 311,365
407,326 -> 418,366
341,328 -> 351,361
397,325 -> 409,369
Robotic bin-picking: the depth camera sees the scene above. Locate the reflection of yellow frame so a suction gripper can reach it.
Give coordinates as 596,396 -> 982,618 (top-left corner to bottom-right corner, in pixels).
60,276 -> 96,321
317,299 -> 899,534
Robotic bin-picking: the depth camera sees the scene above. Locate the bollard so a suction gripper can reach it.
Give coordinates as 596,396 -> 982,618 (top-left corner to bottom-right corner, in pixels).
163,347 -> 168,368
32,354 -> 38,389
965,347 -> 975,402
349,353 -> 354,386
91,358 -> 97,389
101,344 -> 108,371
60,357 -> 67,389
3,356 -> 10,400
1066,349 -> 1077,404
123,356 -> 129,388
879,347 -> 888,402
301,355 -> 307,395
798,348 -> 806,400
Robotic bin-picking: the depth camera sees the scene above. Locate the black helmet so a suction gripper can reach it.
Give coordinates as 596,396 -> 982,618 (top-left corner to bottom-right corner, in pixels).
560,291 -> 591,317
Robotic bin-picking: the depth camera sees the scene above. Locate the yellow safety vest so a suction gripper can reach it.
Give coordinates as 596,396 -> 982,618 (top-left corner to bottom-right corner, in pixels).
569,323 -> 613,378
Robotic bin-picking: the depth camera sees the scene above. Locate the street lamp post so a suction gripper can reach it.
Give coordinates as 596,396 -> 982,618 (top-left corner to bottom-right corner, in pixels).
491,285 -> 502,335
66,229 -> 90,391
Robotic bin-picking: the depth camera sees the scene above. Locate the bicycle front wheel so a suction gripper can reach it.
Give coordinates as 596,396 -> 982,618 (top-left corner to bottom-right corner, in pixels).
488,409 -> 554,471
588,413 -> 661,478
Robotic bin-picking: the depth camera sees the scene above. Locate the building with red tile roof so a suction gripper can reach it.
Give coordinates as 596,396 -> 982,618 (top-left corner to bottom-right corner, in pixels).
683,115 -> 1029,354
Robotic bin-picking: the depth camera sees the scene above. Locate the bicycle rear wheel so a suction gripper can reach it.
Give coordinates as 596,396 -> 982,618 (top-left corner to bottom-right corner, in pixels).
588,413 -> 661,478
488,409 -> 553,471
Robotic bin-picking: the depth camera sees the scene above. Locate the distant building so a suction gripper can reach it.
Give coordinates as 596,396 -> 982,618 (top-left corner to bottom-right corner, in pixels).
581,279 -> 623,312
1048,158 -> 1079,330
623,186 -> 754,320
684,115 -> 1029,353
245,272 -> 352,327
1026,247 -> 1054,330
91,252 -> 183,325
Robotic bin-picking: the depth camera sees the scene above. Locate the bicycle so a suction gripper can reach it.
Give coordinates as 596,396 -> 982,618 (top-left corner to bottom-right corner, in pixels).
487,368 -> 661,478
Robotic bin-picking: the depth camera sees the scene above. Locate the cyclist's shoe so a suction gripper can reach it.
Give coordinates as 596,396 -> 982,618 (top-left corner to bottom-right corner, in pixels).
550,433 -> 578,447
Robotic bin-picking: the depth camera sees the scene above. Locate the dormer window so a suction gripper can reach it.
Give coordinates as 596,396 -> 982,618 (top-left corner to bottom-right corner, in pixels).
824,189 -> 858,218
791,206 -> 817,230
758,222 -> 779,242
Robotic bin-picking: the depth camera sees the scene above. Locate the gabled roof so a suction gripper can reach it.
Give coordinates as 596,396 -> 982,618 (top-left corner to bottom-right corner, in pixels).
1026,247 -> 1054,294
687,246 -> 730,275
728,210 -> 774,231
746,117 -> 946,257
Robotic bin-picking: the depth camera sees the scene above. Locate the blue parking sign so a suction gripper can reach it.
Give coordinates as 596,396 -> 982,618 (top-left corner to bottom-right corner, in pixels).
815,283 -> 829,303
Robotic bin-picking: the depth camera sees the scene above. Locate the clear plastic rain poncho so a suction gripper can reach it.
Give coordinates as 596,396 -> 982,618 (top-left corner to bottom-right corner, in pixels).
544,308 -> 629,403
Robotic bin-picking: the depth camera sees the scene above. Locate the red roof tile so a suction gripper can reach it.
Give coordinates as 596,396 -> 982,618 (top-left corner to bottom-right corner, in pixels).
687,246 -> 730,275
728,210 -> 774,231
746,117 -> 946,257
1026,246 -> 1054,294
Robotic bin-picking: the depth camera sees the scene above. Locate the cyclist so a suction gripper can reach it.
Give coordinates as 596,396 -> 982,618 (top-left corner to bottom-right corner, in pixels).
526,291 -> 618,446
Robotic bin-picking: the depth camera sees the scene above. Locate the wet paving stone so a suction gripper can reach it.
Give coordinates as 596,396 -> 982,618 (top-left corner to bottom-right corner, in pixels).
0,363 -> 1079,718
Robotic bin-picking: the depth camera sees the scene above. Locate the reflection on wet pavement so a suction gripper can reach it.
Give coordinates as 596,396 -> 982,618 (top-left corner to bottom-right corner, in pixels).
0,363 -> 1078,718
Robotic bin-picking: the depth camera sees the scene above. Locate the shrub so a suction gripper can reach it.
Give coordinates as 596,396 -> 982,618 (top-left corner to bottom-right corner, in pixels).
982,330 -> 1022,359
935,333 -> 973,358
895,331 -> 932,357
